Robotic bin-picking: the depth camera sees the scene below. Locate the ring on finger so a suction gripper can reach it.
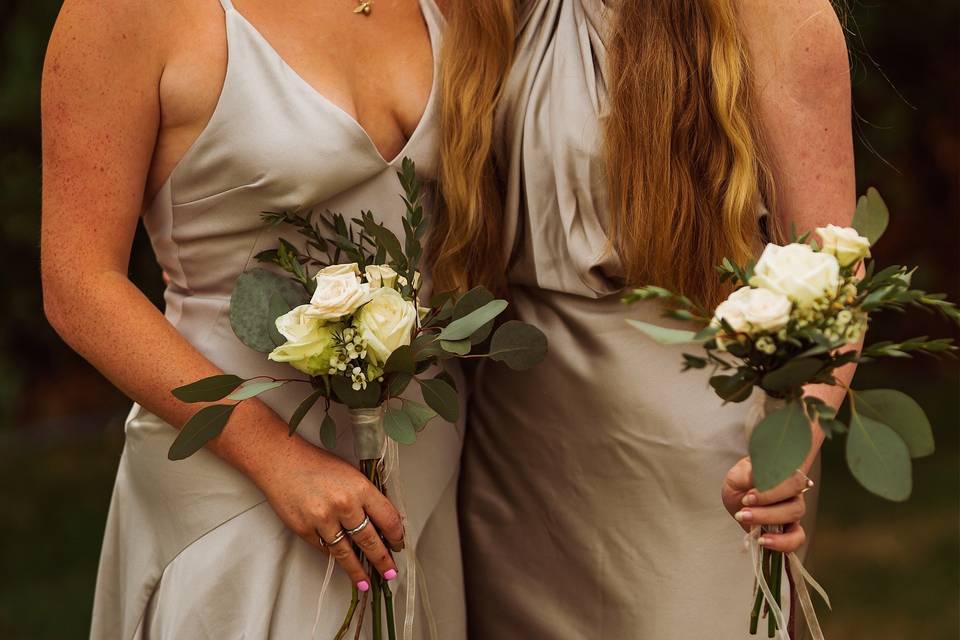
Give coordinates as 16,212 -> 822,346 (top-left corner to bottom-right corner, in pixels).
346,514 -> 371,537
319,528 -> 347,547
795,468 -> 815,491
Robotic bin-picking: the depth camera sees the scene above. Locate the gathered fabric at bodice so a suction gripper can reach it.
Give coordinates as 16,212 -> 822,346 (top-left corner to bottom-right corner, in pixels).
496,0 -> 620,298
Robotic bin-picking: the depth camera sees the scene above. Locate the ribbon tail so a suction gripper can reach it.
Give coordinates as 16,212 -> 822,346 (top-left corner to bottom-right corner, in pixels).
787,552 -> 829,640
747,528 -> 790,640
311,554 -> 337,639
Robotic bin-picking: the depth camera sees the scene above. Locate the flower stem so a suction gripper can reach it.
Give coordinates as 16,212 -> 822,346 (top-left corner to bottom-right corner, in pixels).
372,573 -> 383,640
354,589 -> 370,640
333,588 -> 360,640
384,581 -> 397,640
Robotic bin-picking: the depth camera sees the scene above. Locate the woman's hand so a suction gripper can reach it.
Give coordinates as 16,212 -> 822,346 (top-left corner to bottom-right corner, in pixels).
251,436 -> 405,592
721,456 -> 813,553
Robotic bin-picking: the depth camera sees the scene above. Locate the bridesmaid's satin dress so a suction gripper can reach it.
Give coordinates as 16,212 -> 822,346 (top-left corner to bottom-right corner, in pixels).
89,1 -> 467,638
460,2 -> 818,638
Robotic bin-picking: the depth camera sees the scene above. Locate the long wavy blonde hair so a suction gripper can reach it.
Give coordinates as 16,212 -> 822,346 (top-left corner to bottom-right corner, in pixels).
432,0 -> 776,308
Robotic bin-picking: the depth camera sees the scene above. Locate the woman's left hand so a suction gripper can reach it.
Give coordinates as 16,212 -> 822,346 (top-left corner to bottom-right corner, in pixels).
721,456 -> 814,553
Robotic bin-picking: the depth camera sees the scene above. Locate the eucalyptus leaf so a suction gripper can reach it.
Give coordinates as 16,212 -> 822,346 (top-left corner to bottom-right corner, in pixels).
289,389 -> 325,436
319,413 -> 338,449
172,374 -> 245,403
846,411 -> 912,501
384,345 -> 416,374
453,286 -> 497,344
626,320 -> 699,345
384,407 -> 417,444
417,377 -> 460,422
267,293 -> 292,347
851,187 -> 890,245
227,380 -> 285,401
401,399 -> 437,432
488,321 -> 549,371
439,299 -> 509,342
855,389 -> 935,458
709,370 -> 757,403
749,401 -> 813,491
230,269 -> 309,353
168,404 -> 237,461
331,376 -> 382,409
761,359 -> 824,394
386,372 -> 413,397
440,339 -> 471,355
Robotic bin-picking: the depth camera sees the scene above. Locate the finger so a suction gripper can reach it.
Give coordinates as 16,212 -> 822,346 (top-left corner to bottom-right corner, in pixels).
735,496 -> 806,528
343,513 -> 398,582
319,524 -> 370,592
723,458 -> 754,497
364,490 -> 405,553
759,523 -> 806,554
742,469 -> 813,507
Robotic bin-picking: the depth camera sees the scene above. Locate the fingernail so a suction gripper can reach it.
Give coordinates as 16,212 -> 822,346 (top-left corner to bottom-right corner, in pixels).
357,580 -> 370,592
741,494 -> 758,506
384,569 -> 398,581
758,537 -> 771,547
735,510 -> 753,523
807,479 -> 815,488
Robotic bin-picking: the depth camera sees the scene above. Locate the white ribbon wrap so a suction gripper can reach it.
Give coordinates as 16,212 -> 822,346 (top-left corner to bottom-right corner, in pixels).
743,393 -> 831,640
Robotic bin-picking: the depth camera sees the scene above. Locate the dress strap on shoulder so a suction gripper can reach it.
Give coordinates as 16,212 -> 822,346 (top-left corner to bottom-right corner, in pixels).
217,0 -> 234,11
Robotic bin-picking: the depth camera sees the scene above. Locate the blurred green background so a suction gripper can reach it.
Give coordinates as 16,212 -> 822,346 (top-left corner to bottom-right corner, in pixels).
1,1 -> 958,638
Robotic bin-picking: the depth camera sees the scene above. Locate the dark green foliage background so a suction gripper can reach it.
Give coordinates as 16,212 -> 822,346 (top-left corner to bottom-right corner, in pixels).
0,1 -> 957,638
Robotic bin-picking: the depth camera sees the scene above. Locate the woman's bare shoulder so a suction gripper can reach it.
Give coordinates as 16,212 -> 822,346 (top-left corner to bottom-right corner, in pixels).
736,0 -> 850,106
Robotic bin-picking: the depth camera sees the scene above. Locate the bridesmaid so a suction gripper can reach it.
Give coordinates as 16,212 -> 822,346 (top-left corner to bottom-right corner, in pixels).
41,0 -> 465,637
434,0 -> 855,637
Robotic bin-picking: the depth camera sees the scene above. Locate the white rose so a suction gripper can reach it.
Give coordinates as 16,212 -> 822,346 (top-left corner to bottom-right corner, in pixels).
353,287 -> 418,364
713,287 -> 792,334
749,243 -> 841,308
306,271 -> 370,320
816,225 -> 871,267
268,307 -> 341,376
364,264 -> 399,289
318,263 -> 361,276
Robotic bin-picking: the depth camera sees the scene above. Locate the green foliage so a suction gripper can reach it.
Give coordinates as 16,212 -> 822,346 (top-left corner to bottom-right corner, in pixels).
172,374 -> 245,403
226,380 -> 285,401
749,401 -> 814,491
854,389 -> 935,458
846,411 -> 913,502
709,370 -> 758,403
487,321 -> 549,371
330,376 -> 382,410
168,404 -> 237,461
625,320 -> 700,346
438,299 -> 508,341
319,413 -> 338,449
401,399 -> 436,432
229,269 -> 308,353
416,377 -> 459,423
452,286 -> 497,343
384,407 -> 416,444
852,188 -> 891,245
289,389 -> 325,436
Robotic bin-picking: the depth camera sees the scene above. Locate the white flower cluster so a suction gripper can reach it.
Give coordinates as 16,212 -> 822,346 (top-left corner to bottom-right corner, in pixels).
268,262 -> 420,382
711,225 -> 872,355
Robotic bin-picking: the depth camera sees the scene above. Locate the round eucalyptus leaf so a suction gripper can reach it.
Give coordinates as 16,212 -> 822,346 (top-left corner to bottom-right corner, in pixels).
401,399 -> 437,432
230,268 -> 309,353
453,286 -> 496,344
440,339 -> 471,356
384,345 -> 416,375
417,377 -> 460,423
331,376 -> 383,409
761,359 -> 823,394
289,389 -> 325,436
384,407 -> 417,445
488,321 -> 548,371
855,389 -> 934,458
851,187 -> 890,246
749,401 -> 813,491
439,299 -> 509,342
319,413 -> 338,449
846,411 -> 912,502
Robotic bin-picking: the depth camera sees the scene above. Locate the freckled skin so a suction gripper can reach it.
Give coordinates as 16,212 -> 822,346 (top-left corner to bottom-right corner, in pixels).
721,0 -> 857,551
40,0 -> 438,586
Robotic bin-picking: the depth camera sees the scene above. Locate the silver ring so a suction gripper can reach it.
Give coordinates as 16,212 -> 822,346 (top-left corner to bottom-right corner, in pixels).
346,515 -> 371,536
320,528 -> 347,547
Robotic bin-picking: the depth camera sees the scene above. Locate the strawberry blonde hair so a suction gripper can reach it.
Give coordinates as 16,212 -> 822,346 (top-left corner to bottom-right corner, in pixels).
432,0 -> 780,307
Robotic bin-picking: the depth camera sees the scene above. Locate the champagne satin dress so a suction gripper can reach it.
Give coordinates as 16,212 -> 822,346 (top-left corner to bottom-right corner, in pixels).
89,1 -> 467,638
460,2 -> 817,638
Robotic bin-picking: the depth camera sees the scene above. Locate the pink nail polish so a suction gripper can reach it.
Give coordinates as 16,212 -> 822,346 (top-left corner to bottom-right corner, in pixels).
357,580 -> 370,592
384,569 -> 398,581
735,510 -> 753,523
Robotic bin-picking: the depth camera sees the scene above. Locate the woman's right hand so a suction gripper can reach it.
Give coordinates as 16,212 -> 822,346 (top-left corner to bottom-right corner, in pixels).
251,436 -> 405,592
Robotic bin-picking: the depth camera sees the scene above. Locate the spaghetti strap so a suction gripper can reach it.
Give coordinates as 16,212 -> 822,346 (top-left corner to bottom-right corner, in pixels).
218,0 -> 234,11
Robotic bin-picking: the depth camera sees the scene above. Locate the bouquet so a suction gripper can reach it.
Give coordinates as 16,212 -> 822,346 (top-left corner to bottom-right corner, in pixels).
167,159 -> 548,640
625,189 -> 959,639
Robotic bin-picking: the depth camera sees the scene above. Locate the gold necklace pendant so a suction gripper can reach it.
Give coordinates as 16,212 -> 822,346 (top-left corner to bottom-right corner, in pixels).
353,0 -> 372,15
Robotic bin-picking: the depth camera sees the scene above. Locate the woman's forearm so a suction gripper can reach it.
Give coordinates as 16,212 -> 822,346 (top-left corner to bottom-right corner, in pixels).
43,267 -> 302,481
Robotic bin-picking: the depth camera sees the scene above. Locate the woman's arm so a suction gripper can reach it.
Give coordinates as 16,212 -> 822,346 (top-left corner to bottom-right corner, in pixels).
721,0 -> 856,551
41,0 -> 402,588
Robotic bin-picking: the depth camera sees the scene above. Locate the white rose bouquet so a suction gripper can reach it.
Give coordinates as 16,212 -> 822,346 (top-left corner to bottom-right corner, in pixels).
167,159 -> 548,640
625,189 -> 959,639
